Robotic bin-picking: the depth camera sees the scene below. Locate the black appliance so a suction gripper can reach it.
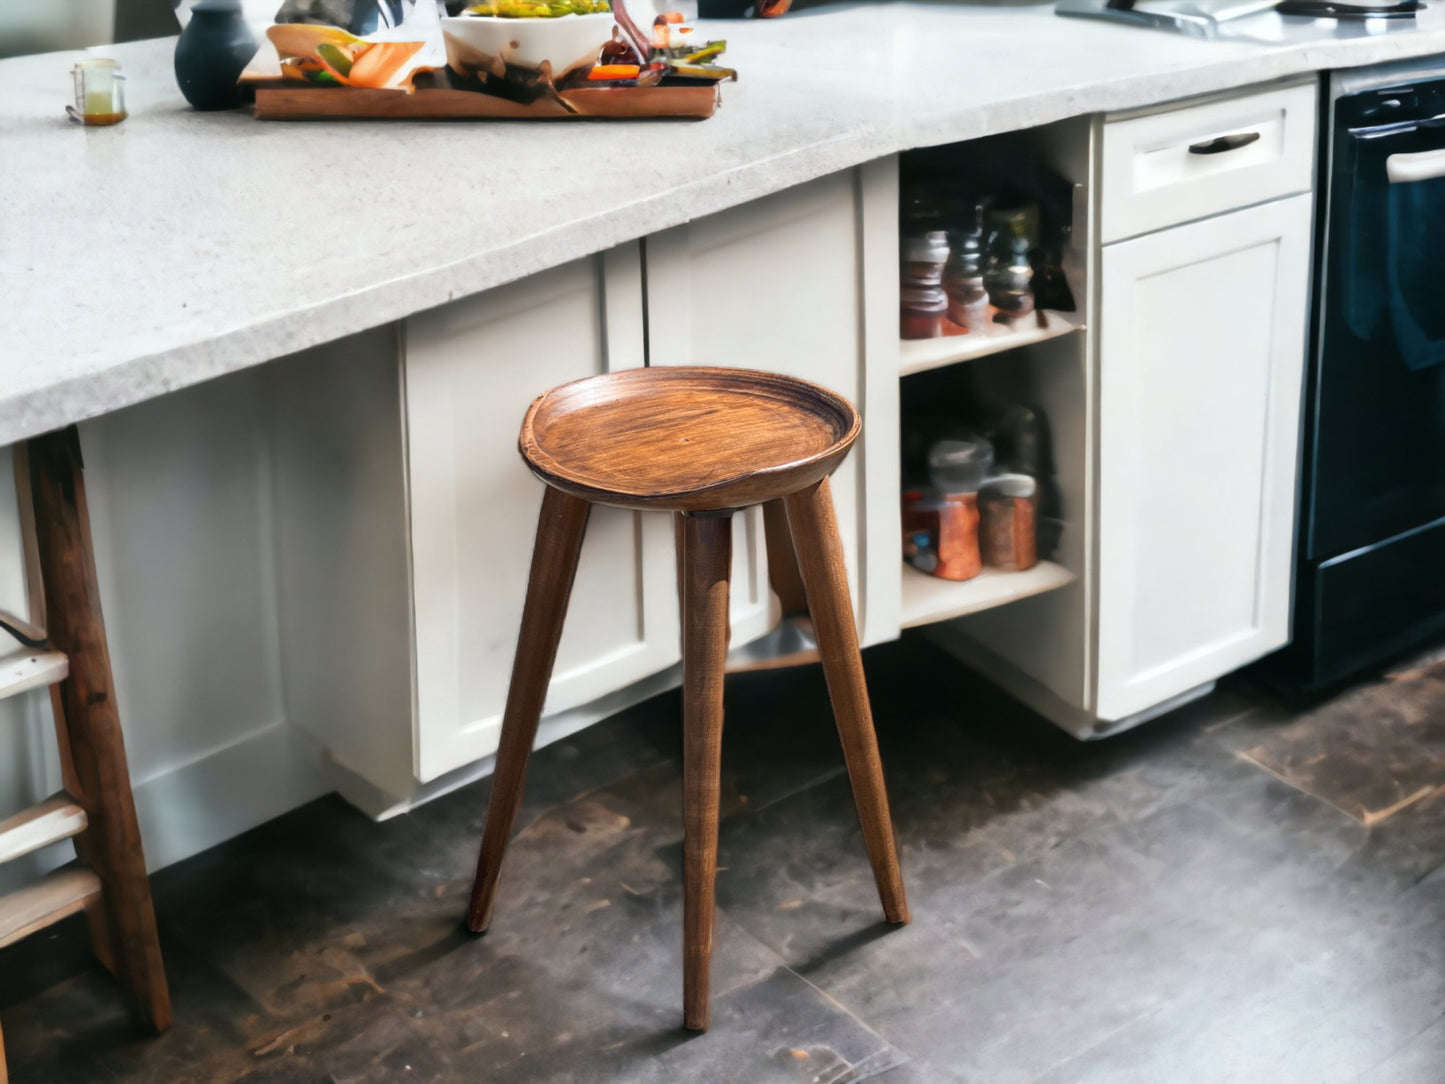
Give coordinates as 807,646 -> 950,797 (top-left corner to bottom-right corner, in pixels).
1267,60 -> 1445,691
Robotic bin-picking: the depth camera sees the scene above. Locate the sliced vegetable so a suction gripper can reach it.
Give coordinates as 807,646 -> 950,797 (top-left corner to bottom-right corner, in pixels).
682,40 -> 725,63
348,40 -> 425,88
315,42 -> 354,77
587,63 -> 640,80
311,48 -> 355,85
267,23 -> 363,60
664,60 -> 736,81
280,56 -> 343,84
269,23 -> 433,91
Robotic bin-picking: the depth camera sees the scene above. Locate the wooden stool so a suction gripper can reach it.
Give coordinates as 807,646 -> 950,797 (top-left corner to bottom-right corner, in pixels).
0,429 -> 171,1082
464,367 -> 909,1032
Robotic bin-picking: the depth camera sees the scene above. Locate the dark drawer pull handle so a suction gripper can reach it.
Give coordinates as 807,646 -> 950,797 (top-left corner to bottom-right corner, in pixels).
1189,132 -> 1261,155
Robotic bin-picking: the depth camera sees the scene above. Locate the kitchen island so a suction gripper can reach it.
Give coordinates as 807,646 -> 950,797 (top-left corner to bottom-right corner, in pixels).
7,2 -> 1445,441
3,1 -> 1444,879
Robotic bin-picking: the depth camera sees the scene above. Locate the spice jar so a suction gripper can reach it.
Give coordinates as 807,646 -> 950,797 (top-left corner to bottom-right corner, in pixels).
901,231 -> 950,286
945,273 -> 990,332
900,286 -> 947,340
978,474 -> 1038,571
902,489 -> 981,581
987,224 -> 1036,318
943,204 -> 990,331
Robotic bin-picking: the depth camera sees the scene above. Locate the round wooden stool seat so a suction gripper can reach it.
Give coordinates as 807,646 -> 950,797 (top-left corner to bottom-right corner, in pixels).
520,366 -> 861,512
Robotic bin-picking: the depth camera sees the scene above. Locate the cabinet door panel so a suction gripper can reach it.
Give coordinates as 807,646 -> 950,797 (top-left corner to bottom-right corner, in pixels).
406,247 -> 678,782
1096,194 -> 1311,720
645,170 -> 870,642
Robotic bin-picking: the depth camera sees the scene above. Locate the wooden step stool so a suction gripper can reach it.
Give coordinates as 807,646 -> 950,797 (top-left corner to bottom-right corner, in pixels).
463,367 -> 910,1032
0,428 -> 171,1082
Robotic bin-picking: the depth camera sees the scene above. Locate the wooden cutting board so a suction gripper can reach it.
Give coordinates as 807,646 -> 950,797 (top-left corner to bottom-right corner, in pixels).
253,83 -> 720,120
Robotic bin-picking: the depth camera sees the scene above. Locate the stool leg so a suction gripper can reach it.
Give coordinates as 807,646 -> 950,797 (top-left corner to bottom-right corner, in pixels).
680,512 -> 732,1032
783,478 -> 910,926
466,486 -> 591,934
761,499 -> 809,617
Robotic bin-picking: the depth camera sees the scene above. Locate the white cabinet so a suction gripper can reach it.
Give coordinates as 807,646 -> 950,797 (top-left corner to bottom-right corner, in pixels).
405,246 -> 681,782
644,164 -> 901,646
268,163 -> 906,813
903,94 -> 1317,737
1094,193 -> 1313,720
267,246 -> 683,811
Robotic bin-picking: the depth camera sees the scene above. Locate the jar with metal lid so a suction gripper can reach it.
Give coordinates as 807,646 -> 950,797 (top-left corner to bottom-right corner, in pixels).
979,474 -> 1038,571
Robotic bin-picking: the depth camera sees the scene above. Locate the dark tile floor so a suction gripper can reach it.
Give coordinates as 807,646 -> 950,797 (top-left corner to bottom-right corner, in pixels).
3,634 -> 1444,1083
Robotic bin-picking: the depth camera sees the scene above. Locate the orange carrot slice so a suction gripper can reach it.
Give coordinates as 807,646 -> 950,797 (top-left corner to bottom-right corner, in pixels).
588,64 -> 641,80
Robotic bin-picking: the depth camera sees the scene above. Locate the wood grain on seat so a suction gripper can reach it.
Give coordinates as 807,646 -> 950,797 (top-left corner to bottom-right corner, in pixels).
520,366 -> 860,512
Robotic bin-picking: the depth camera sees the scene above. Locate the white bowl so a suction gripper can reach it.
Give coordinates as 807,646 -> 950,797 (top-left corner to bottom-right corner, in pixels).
441,12 -> 615,75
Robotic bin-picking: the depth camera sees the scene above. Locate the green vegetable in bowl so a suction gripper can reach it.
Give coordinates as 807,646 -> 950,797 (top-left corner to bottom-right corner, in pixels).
464,0 -> 611,15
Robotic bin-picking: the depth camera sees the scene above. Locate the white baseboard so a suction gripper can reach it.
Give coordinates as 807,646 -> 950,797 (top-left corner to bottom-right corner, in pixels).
0,719 -> 331,895
326,664 -> 687,821
131,720 -> 330,873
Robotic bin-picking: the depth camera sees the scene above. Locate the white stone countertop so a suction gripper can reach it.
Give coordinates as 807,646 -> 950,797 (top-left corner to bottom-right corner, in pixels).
4,0 -> 1445,446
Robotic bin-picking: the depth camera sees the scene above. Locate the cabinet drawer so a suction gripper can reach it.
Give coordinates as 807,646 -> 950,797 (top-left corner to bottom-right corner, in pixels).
1101,81 -> 1317,243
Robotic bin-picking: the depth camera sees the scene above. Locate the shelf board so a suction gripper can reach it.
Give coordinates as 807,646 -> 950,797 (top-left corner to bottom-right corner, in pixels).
899,310 -> 1083,377
900,560 -> 1074,629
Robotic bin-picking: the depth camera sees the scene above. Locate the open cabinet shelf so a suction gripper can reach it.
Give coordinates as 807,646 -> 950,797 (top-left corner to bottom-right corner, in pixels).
899,560 -> 1074,629
899,310 -> 1084,377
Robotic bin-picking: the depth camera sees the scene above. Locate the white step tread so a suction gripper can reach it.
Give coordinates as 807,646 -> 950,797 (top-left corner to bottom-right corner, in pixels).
0,648 -> 68,701
0,865 -> 101,951
0,796 -> 88,866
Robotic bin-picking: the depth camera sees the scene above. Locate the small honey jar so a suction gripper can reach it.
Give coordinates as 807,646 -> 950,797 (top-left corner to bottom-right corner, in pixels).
68,58 -> 127,126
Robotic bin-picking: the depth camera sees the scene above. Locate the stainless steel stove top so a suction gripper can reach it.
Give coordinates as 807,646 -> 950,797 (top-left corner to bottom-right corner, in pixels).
1055,0 -> 1422,40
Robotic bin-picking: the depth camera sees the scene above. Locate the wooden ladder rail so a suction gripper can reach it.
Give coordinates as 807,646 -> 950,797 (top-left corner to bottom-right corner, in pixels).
0,429 -> 171,1081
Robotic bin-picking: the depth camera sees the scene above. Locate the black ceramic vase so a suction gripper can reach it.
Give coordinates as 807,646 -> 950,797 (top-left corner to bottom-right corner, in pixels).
174,0 -> 257,111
